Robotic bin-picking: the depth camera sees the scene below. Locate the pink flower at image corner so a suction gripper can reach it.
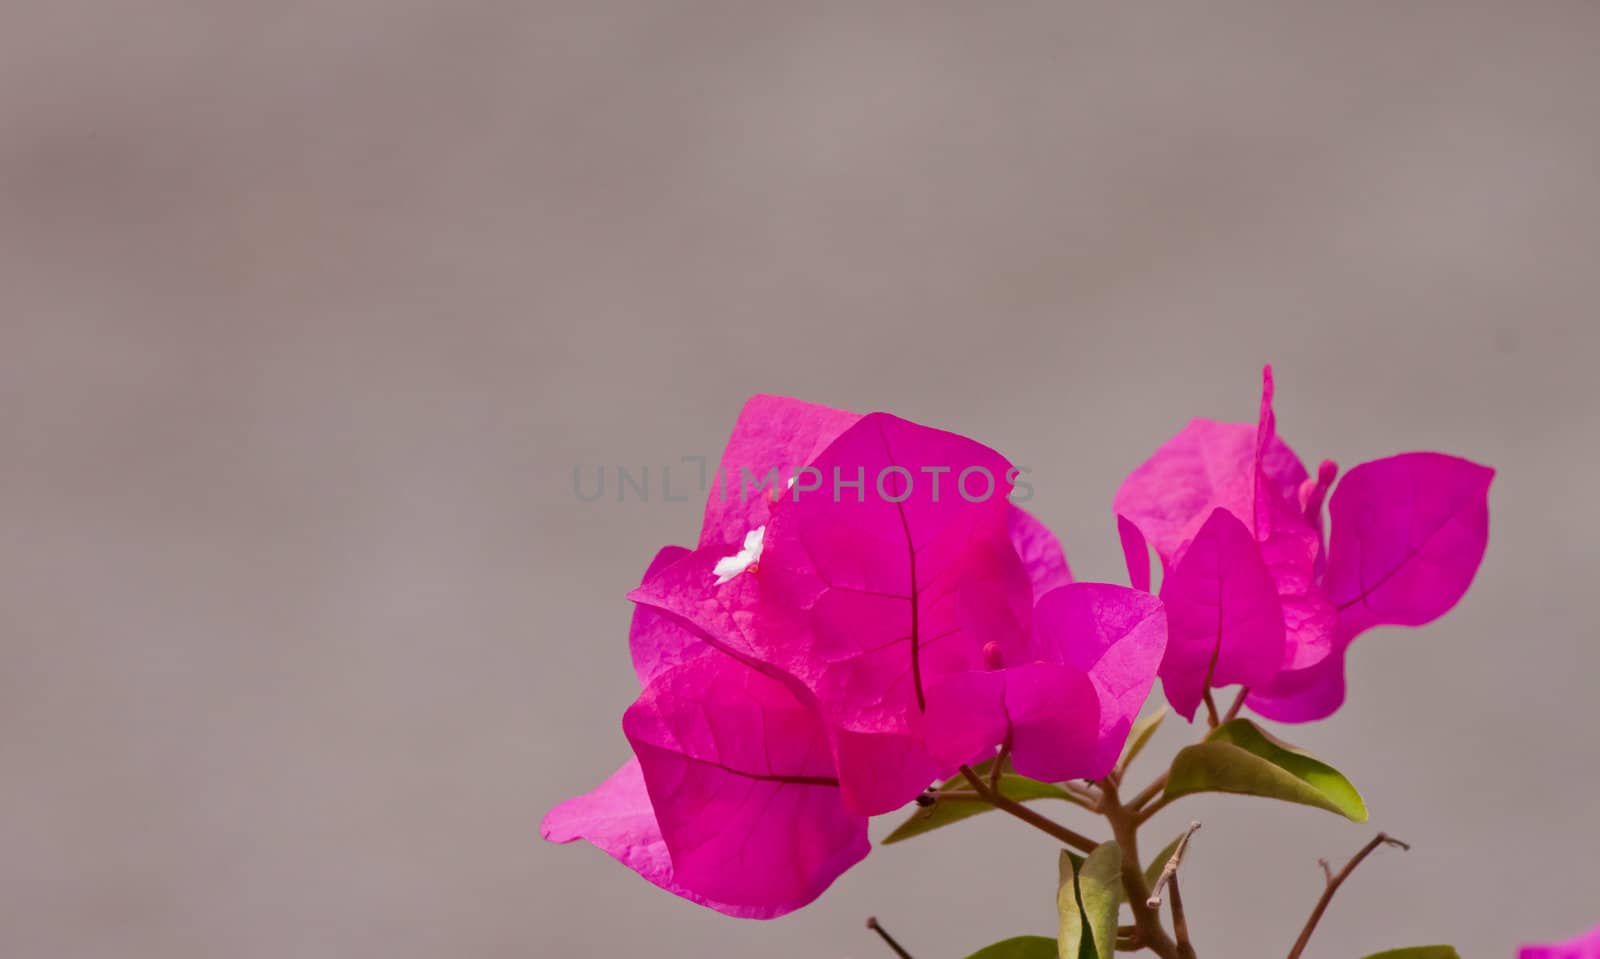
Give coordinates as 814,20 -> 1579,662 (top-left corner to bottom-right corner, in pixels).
1113,365 -> 1495,723
543,394 -> 1165,917
1520,923 -> 1600,959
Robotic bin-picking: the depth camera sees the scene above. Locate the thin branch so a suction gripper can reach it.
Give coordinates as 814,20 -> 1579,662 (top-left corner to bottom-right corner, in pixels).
1100,781 -> 1182,959
1137,792 -> 1176,827
1117,925 -> 1144,950
1146,820 -> 1202,908
1129,771 -> 1169,814
865,917 -> 915,959
1222,687 -> 1250,724
1202,689 -> 1221,728
957,766 -> 1100,855
989,741 -> 1011,792
1285,833 -> 1411,959
1168,875 -> 1196,959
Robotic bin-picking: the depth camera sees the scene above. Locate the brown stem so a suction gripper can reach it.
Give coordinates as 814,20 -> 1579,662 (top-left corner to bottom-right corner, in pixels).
1129,771 -> 1169,814
990,741 -> 1011,791
1100,781 -> 1182,959
1117,928 -> 1144,950
957,766 -> 1100,855
865,917 -> 915,959
1202,690 -> 1221,728
1137,792 -> 1176,827
1222,688 -> 1250,724
1285,833 -> 1410,959
1168,875 -> 1197,959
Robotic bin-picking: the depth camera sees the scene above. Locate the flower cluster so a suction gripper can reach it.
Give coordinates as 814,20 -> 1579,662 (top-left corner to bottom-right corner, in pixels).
542,368 -> 1493,924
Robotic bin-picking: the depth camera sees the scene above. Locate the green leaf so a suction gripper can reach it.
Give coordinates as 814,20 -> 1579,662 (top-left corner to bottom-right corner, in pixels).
883,770 -> 1070,844
1142,833 -> 1185,892
1359,948 -> 1460,959
1163,718 -> 1367,821
960,935 -> 1059,959
1057,852 -> 1088,959
1057,842 -> 1121,959
1118,706 -> 1168,773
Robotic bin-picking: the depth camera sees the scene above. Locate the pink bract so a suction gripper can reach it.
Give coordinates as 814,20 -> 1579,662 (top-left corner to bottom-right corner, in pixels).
1156,508 -> 1285,721
623,650 -> 869,910
540,758 -> 789,919
1249,451 -> 1494,720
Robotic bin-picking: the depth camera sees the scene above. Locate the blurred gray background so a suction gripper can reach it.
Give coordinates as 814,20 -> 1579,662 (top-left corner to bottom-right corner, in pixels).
2,2 -> 1596,957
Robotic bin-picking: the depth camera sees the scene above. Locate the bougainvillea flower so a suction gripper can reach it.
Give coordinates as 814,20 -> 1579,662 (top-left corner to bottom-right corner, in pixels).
1116,366 -> 1492,722
1246,451 -> 1494,720
632,399 -> 1076,815
1519,922 -> 1600,958
542,547 -> 868,917
920,582 -> 1167,781
552,394 -> 1088,915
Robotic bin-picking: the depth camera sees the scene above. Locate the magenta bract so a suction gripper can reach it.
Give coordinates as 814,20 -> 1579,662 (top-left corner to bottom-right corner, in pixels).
1248,450 -> 1494,720
623,650 -> 869,910
540,758 -> 790,919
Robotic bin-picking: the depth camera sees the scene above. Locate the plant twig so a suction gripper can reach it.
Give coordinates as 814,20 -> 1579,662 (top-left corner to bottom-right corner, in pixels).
865,917 -> 915,959
990,741 -> 1011,792
1117,927 -> 1145,950
1285,833 -> 1410,959
1129,771 -> 1169,814
1168,875 -> 1196,959
1137,792 -> 1176,827
957,766 -> 1100,855
1222,687 -> 1250,724
1202,690 -> 1221,728
1146,820 -> 1201,908
1100,781 -> 1182,959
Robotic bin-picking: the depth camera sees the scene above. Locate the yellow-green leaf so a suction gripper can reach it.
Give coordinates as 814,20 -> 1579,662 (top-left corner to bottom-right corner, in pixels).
1360,948 -> 1460,959
961,935 -> 1058,959
1057,842 -> 1121,959
1163,718 -> 1367,821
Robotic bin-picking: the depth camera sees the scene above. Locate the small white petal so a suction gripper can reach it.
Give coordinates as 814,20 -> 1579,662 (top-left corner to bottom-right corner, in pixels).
711,525 -> 766,586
